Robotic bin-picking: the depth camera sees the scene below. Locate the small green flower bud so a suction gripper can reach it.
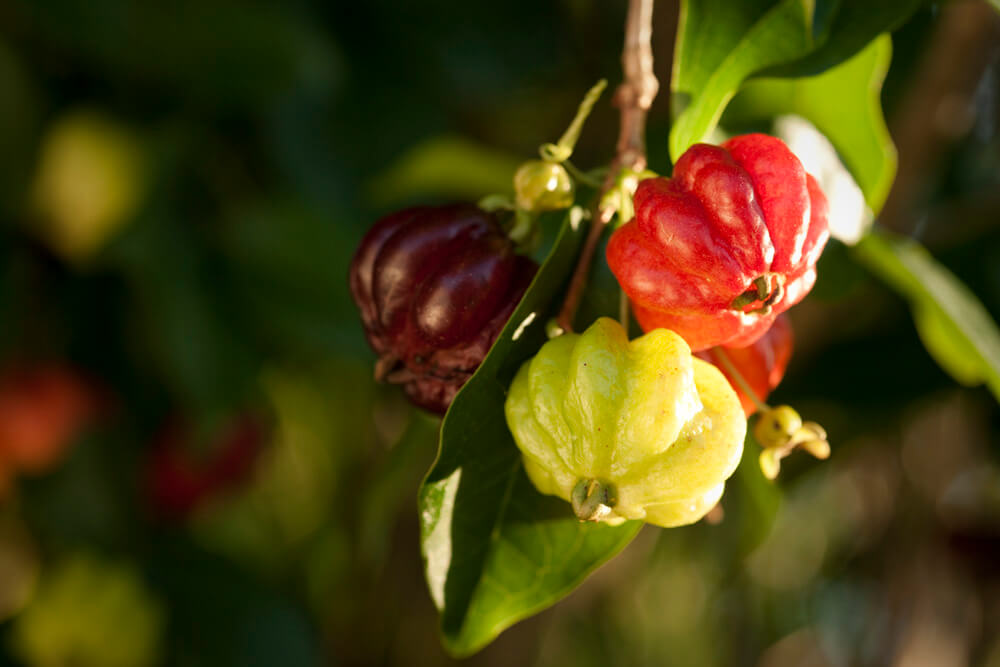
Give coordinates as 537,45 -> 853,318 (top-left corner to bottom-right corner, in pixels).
514,160 -> 574,213
754,405 -> 803,449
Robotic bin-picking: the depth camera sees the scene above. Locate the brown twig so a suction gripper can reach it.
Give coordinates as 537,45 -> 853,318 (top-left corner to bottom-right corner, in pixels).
555,0 -> 659,333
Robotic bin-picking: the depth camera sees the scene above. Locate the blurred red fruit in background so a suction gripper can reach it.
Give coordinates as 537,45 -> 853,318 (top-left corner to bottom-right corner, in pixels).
0,364 -> 97,476
147,413 -> 266,518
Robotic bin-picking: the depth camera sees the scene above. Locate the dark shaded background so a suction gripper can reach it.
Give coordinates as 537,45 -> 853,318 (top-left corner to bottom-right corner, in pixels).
0,1 -> 999,665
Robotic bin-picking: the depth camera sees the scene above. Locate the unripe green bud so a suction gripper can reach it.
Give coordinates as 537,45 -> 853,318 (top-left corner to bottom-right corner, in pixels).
514,160 -> 574,213
754,405 -> 803,449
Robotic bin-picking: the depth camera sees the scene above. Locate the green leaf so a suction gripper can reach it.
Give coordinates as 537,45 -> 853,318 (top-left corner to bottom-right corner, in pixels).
419,206 -> 641,657
671,0 -> 816,160
853,230 -> 1000,402
726,35 -> 896,214
670,0 -> 920,161
762,0 -> 922,78
367,135 -> 522,207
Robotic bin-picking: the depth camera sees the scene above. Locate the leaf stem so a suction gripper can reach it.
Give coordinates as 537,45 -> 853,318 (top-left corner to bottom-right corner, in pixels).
556,0 -> 659,333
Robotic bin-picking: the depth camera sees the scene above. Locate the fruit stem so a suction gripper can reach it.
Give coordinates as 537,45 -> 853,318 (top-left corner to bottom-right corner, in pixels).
556,0 -> 658,333
710,347 -> 771,413
571,478 -> 618,522
619,289 -> 630,330
556,205 -> 615,332
540,79 -> 609,163
563,160 -> 603,188
507,208 -> 536,245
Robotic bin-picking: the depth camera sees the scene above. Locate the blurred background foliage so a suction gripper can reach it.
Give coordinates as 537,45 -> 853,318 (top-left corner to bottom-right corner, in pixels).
0,0 -> 998,665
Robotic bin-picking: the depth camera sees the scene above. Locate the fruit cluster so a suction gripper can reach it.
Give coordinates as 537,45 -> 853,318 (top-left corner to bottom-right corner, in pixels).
349,133 -> 831,527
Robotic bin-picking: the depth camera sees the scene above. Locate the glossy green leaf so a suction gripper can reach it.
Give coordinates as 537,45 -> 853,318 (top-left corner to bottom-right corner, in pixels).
762,0 -> 922,78
853,230 -> 1000,402
670,0 -> 812,160
670,0 -> 920,160
419,206 -> 641,657
726,35 -> 896,215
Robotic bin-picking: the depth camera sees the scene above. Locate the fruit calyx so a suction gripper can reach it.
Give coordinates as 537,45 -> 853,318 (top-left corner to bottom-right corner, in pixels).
571,478 -> 618,522
730,273 -> 786,315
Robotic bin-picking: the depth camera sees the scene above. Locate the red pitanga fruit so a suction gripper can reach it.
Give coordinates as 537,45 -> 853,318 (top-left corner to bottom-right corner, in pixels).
697,314 -> 793,417
349,203 -> 537,414
607,134 -> 829,351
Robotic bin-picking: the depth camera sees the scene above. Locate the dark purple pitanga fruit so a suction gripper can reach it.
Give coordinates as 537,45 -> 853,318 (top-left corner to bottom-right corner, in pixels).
349,204 -> 537,414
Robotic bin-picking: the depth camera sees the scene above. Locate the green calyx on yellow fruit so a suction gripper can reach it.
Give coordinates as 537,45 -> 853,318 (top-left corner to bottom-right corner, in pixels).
504,318 -> 746,528
513,160 -> 575,213
571,478 -> 618,522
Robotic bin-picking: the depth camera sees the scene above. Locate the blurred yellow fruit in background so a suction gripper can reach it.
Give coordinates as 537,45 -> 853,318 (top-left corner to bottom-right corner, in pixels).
31,111 -> 145,262
9,553 -> 164,667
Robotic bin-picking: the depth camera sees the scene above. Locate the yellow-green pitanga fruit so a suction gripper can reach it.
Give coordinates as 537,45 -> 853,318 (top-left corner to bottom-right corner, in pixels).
504,317 -> 745,528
